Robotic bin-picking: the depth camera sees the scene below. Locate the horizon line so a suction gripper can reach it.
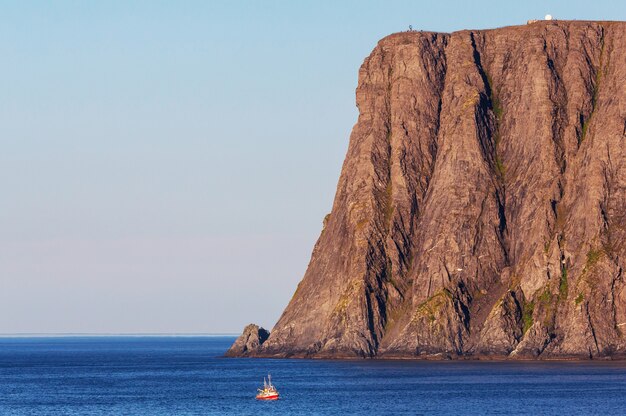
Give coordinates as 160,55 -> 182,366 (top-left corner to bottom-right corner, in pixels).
0,332 -> 239,338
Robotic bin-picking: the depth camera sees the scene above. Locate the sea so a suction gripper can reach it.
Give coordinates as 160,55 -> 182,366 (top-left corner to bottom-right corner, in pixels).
1,336 -> 626,415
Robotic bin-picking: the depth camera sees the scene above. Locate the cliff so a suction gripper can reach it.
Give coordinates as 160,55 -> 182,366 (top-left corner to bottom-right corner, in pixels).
231,20 -> 626,359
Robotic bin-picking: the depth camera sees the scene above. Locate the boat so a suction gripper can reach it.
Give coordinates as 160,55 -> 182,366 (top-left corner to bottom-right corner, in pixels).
256,374 -> 279,400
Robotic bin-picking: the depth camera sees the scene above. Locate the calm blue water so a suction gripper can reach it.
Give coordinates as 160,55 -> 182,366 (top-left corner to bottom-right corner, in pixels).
1,337 -> 626,415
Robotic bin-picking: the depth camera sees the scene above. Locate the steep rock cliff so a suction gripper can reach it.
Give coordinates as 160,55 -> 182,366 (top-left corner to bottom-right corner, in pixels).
232,21 -> 626,359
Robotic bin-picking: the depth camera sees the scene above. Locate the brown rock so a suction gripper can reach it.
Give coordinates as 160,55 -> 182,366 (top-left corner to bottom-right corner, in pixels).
231,21 -> 626,359
224,324 -> 269,357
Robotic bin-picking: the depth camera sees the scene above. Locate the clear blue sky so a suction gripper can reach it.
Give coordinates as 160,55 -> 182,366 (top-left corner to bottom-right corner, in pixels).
1,1 -> 624,334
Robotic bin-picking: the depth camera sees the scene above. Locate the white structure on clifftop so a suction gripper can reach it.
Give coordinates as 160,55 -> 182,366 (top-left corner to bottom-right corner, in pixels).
527,14 -> 555,24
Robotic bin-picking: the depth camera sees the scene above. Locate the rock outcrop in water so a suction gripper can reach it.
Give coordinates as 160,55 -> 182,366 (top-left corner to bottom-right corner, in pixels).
225,324 -> 269,357
230,21 -> 626,359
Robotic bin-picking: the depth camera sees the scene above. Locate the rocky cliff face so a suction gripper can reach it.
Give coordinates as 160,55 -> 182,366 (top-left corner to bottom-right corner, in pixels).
232,21 -> 626,359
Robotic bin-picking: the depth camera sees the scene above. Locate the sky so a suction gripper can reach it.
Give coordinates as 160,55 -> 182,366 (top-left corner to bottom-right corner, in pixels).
2,0 -> 625,334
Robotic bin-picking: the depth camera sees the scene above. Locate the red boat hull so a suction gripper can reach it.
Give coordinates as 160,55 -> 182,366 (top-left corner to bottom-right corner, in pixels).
256,394 -> 279,400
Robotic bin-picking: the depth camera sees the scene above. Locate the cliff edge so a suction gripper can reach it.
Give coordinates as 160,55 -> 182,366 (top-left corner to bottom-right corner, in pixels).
231,20 -> 626,359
